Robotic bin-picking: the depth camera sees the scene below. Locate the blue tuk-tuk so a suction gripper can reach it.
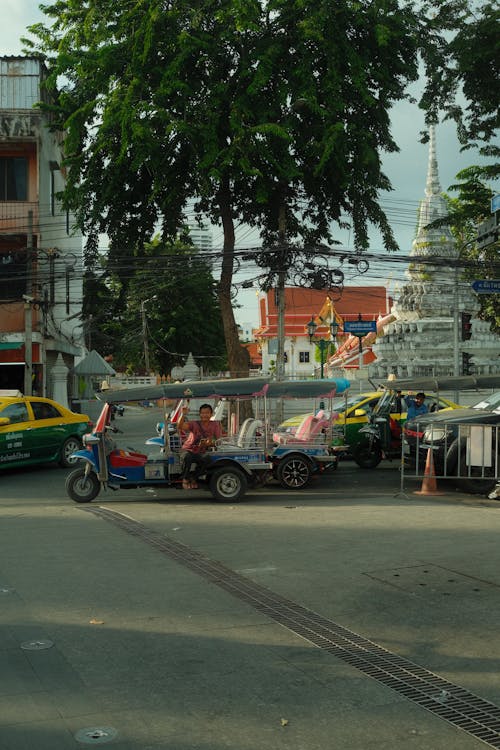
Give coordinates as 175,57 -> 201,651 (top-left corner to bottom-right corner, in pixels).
65,376 -> 349,503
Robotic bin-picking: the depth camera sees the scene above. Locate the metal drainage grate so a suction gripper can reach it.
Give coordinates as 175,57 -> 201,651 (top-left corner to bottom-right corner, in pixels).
83,506 -> 500,748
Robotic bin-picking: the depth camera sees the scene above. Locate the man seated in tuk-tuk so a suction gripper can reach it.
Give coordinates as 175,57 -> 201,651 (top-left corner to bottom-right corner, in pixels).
177,403 -> 223,489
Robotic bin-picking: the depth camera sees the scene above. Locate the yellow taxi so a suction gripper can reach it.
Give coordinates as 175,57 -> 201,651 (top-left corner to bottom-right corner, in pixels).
0,392 -> 92,470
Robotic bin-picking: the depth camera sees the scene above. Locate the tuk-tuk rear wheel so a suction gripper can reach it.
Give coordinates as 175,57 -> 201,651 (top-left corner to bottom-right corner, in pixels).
66,467 -> 100,503
277,455 -> 312,489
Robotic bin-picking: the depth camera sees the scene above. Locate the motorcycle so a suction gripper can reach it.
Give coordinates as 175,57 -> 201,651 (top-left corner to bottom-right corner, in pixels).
351,388 -> 403,468
110,403 -> 124,420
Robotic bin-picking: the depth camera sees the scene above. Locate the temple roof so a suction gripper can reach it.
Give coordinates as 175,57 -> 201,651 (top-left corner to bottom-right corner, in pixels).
254,287 -> 390,338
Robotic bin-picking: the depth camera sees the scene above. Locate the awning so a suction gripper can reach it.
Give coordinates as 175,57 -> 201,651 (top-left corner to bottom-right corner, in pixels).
73,349 -> 116,376
0,342 -> 23,350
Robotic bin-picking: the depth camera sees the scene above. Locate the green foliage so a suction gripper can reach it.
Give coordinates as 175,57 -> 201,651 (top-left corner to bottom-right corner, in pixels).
420,0 -> 499,151
84,239 -> 227,374
313,340 -> 336,366
431,171 -> 499,332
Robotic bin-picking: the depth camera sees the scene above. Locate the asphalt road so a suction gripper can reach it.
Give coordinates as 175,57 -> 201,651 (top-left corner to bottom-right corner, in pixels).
1,405 -> 500,750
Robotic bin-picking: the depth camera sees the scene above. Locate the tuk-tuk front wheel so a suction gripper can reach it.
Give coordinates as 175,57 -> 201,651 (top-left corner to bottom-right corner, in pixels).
277,455 -> 312,489
209,466 -> 247,502
66,467 -> 100,503
352,442 -> 383,469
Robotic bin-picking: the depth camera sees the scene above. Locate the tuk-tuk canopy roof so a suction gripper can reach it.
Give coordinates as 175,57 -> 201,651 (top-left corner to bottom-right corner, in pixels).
104,377 -> 350,403
266,378 -> 350,399
375,374 -> 500,393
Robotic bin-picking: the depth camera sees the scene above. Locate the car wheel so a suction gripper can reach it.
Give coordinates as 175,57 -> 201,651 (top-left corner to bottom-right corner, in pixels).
277,454 -> 312,489
65,467 -> 100,503
209,466 -> 247,502
451,442 -> 498,495
352,442 -> 383,469
59,436 -> 82,467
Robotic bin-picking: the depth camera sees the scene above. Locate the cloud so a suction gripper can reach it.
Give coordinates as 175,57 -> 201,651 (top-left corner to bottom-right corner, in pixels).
0,0 -> 44,55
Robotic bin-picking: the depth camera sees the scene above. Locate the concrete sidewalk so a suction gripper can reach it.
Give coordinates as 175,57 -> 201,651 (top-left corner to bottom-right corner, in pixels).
1,454 -> 499,748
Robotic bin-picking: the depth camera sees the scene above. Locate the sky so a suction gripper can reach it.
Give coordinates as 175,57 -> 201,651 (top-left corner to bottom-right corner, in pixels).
2,0 -> 497,325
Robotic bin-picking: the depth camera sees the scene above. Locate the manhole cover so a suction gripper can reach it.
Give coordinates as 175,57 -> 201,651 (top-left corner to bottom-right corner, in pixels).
75,727 -> 118,744
20,639 -> 54,650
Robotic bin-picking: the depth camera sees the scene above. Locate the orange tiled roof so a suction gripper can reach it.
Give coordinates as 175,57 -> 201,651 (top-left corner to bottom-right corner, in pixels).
254,287 -> 390,338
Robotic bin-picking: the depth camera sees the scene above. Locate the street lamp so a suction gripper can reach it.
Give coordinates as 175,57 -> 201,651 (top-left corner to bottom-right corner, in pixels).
306,315 -> 339,379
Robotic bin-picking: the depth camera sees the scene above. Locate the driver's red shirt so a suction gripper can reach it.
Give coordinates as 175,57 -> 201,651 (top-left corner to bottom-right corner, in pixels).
181,420 -> 222,453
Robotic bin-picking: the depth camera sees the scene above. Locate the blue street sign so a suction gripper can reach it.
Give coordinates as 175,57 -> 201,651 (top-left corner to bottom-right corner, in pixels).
491,194 -> 500,213
344,320 -> 377,335
471,279 -> 500,294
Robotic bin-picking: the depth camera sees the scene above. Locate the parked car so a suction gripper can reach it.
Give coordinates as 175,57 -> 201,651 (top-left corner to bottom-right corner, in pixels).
404,391 -> 500,493
470,391 -> 500,414
0,393 -> 92,470
274,391 -> 459,454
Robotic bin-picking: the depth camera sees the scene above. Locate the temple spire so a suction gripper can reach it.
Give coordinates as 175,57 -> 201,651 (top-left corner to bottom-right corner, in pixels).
412,124 -> 456,266
425,124 -> 441,197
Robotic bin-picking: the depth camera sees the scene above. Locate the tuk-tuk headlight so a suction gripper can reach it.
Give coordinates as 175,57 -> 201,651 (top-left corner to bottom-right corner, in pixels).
423,426 -> 447,444
83,433 -> 100,446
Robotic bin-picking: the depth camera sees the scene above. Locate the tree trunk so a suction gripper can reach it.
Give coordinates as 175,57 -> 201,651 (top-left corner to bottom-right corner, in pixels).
218,183 -> 252,421
218,183 -> 251,379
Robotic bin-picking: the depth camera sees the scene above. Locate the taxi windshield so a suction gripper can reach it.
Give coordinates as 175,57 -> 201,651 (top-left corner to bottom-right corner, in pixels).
330,393 -> 371,412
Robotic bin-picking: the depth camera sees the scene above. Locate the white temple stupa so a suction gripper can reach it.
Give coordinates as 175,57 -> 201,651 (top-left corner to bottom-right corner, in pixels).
372,126 -> 499,377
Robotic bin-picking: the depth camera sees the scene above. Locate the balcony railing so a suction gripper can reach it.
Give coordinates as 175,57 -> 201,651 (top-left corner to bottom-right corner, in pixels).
0,202 -> 39,234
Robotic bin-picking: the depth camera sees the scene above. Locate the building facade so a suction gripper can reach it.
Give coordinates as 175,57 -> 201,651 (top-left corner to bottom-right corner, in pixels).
0,57 -> 84,402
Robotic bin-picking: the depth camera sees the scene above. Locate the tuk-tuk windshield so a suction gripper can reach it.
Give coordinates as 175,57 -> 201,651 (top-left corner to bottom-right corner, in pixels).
371,389 -> 403,416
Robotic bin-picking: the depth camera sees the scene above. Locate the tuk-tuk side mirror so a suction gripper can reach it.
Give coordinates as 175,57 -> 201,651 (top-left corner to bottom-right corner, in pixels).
0,417 -> 11,426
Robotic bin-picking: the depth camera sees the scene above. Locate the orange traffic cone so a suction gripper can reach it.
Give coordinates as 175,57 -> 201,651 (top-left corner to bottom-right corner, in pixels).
414,448 -> 444,496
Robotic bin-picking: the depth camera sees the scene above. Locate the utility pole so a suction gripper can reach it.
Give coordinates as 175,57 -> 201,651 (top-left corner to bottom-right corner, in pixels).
275,203 -> 287,425
23,210 -> 33,396
276,203 -> 287,382
357,313 -> 363,375
141,300 -> 150,373
453,267 -> 460,403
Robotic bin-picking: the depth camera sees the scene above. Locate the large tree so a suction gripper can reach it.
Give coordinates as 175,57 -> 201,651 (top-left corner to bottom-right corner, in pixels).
26,0 -> 477,376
